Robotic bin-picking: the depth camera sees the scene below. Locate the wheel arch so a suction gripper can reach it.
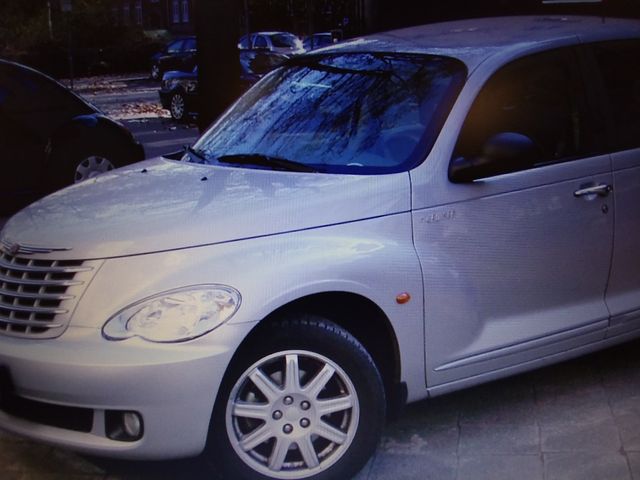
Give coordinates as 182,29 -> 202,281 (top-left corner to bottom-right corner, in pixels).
47,115 -> 143,169
239,291 -> 406,418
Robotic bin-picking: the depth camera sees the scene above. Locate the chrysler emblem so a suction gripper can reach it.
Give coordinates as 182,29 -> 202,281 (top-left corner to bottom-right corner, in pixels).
0,239 -> 71,256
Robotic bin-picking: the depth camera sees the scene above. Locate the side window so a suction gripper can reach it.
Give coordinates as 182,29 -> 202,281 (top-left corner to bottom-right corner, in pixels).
238,35 -> 250,49
183,38 -> 197,52
167,40 -> 183,54
453,48 -> 599,174
592,40 -> 640,152
254,36 -> 268,49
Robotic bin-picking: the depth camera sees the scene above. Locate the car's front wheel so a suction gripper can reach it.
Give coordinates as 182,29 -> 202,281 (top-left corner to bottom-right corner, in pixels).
151,63 -> 161,81
47,134 -> 138,192
169,91 -> 187,122
73,155 -> 116,182
206,317 -> 385,480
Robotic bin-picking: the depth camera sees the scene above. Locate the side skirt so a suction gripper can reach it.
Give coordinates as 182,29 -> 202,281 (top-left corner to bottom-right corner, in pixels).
424,328 -> 640,398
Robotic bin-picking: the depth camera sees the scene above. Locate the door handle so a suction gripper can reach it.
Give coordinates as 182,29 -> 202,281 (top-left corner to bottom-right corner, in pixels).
573,184 -> 612,198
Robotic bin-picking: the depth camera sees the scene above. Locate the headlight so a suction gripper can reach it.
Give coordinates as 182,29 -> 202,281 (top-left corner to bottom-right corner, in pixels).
102,285 -> 241,343
163,78 -> 180,90
184,80 -> 197,93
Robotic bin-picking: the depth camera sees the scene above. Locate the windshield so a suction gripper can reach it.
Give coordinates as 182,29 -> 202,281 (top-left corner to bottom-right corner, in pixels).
191,52 -> 466,174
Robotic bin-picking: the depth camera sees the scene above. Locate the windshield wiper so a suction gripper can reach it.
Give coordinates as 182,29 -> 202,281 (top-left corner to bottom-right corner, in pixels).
217,154 -> 318,172
301,61 -> 391,77
292,55 -> 393,77
185,145 -> 208,163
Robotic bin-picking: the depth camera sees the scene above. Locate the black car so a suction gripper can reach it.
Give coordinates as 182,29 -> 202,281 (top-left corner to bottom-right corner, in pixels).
0,60 -> 145,215
159,67 -> 198,122
150,37 -> 197,81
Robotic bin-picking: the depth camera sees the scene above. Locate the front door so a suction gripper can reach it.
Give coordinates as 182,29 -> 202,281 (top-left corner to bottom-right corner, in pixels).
412,47 -> 614,387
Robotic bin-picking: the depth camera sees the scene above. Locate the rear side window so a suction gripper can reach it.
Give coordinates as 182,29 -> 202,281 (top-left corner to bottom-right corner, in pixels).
238,35 -> 250,49
167,40 -> 184,54
592,40 -> 640,152
454,48 -> 602,171
183,38 -> 197,52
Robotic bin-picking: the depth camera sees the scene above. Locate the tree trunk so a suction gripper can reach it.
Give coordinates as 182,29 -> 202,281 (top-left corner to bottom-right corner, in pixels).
196,0 -> 241,133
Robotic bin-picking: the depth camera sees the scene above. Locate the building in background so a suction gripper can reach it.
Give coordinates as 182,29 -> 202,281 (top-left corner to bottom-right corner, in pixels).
109,0 -> 196,35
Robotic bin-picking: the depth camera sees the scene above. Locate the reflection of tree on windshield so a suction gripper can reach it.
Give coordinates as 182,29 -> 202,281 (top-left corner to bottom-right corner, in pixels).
196,53 -> 466,174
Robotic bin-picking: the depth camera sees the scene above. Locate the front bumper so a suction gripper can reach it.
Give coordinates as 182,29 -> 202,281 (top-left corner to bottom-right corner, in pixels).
0,323 -> 251,459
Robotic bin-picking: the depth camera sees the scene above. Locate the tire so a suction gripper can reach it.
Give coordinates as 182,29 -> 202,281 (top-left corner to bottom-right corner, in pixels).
47,136 -> 135,192
206,316 -> 385,480
169,91 -> 187,122
151,63 -> 161,81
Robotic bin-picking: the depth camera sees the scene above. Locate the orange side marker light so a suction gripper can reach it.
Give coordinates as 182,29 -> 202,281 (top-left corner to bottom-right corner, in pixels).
396,292 -> 411,304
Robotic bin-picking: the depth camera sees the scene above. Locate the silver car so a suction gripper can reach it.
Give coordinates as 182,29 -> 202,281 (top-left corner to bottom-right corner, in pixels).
1,15 -> 639,480
238,31 -> 306,55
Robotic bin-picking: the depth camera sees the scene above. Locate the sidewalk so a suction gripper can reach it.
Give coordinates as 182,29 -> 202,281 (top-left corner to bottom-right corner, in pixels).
64,72 -> 170,120
60,72 -> 151,94
2,337 -> 640,479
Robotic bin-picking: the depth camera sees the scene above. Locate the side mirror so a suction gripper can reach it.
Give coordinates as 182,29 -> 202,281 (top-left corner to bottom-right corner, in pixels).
449,132 -> 540,183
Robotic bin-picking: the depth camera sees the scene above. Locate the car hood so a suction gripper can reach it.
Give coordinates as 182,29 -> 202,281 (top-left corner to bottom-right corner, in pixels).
162,69 -> 197,81
0,158 -> 410,260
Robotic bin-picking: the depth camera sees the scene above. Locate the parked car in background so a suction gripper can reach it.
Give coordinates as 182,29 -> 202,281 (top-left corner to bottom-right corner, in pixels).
0,59 -> 144,215
302,32 -> 338,51
237,31 -> 298,89
238,31 -> 305,55
239,50 -> 290,89
150,36 -> 197,80
160,52 -> 289,121
159,67 -> 198,122
2,15 -> 640,480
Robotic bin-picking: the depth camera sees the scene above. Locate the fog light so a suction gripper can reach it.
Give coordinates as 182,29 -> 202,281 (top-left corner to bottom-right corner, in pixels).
123,412 -> 142,438
106,410 -> 144,442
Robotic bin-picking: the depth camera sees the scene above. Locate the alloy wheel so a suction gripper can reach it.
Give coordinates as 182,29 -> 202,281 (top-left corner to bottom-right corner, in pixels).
170,93 -> 186,121
74,155 -> 115,182
151,64 -> 161,80
226,350 -> 360,479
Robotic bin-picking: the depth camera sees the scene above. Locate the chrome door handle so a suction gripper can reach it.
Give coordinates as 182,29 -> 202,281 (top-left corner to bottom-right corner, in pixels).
573,184 -> 612,198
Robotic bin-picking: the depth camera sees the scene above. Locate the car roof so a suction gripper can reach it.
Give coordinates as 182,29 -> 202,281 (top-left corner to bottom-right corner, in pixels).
320,16 -> 640,70
0,58 -> 97,116
255,31 -> 296,36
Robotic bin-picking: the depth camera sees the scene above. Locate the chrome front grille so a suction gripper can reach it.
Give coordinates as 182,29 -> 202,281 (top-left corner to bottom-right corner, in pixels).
0,250 -> 96,339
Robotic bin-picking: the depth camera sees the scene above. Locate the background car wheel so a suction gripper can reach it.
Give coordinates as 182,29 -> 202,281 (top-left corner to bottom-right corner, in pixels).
47,136 -> 135,192
151,63 -> 161,81
73,155 -> 116,182
206,316 -> 385,480
170,92 -> 187,122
